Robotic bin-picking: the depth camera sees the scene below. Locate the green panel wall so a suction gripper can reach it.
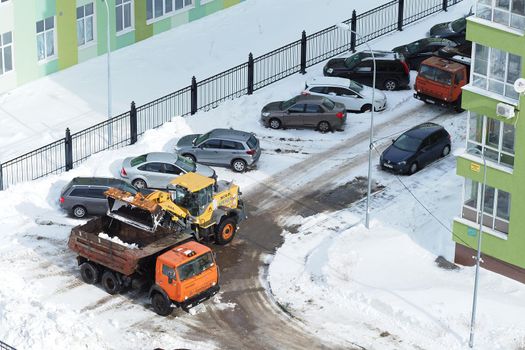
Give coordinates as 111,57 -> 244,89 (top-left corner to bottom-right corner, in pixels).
56,0 -> 77,70
134,0 -> 153,42
467,19 -> 525,57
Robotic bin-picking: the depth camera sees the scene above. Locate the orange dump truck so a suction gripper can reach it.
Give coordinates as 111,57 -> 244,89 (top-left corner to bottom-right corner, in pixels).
68,216 -> 219,315
413,56 -> 469,111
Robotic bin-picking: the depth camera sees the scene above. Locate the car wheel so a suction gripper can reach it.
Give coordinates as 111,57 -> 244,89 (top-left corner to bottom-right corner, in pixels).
151,292 -> 173,316
182,153 -> 196,163
80,262 -> 99,284
269,118 -> 282,130
441,145 -> 451,157
101,271 -> 121,295
72,205 -> 87,219
231,159 -> 247,173
408,162 -> 418,175
360,104 -> 372,113
383,79 -> 398,91
317,121 -> 331,133
132,179 -> 147,189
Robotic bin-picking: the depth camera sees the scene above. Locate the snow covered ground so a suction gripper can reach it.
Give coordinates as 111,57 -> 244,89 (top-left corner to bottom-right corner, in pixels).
3,0 -> 522,349
0,0 -> 389,161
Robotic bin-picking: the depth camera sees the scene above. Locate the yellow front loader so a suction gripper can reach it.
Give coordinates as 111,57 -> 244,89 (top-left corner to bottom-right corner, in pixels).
105,172 -> 246,245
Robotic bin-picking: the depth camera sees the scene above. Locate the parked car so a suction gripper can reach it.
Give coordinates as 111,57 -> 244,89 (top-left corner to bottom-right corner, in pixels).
303,77 -> 387,112
260,94 -> 347,132
392,38 -> 457,70
120,152 -> 216,189
429,16 -> 468,43
323,50 -> 410,91
434,40 -> 472,66
59,177 -> 150,218
176,128 -> 261,173
380,122 -> 451,175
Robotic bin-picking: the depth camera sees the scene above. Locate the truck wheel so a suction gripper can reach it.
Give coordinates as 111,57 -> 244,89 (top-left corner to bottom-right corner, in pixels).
101,271 -> 121,295
80,262 -> 99,284
152,293 -> 173,316
215,217 -> 237,245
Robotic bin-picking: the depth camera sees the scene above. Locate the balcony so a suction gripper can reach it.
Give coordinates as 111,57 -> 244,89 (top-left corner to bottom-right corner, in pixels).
475,0 -> 525,31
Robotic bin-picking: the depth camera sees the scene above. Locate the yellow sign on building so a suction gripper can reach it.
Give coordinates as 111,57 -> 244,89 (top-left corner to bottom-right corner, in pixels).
470,162 -> 481,173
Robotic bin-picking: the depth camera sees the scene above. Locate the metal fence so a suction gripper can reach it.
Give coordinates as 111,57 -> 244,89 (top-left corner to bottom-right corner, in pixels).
0,340 -> 16,350
0,0 -> 464,190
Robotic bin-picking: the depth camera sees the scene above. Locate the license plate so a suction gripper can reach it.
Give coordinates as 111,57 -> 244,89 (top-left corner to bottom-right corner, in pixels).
384,163 -> 393,168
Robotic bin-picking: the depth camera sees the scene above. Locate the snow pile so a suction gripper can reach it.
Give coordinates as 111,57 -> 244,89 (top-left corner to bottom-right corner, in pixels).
98,232 -> 139,249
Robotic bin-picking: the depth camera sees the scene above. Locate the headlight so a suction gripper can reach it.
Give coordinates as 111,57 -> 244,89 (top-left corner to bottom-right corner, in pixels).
398,161 -> 407,165
327,68 -> 334,74
262,112 -> 270,117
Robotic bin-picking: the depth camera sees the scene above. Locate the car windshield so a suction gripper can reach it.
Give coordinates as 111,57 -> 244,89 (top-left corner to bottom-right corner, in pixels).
130,154 -> 147,167
393,134 -> 422,152
194,132 -> 211,145
175,155 -> 196,172
348,80 -> 364,92
322,98 -> 335,110
280,97 -> 298,110
406,40 -> 424,54
451,18 -> 465,32
177,252 -> 214,281
344,52 -> 364,69
115,182 -> 139,194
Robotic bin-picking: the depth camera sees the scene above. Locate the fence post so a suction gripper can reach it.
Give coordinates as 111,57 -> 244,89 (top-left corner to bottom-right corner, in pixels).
443,0 -> 448,11
350,10 -> 357,52
398,0 -> 404,31
299,30 -> 307,74
0,163 -> 3,191
247,53 -> 254,95
190,76 -> 198,115
65,128 -> 73,171
130,101 -> 137,145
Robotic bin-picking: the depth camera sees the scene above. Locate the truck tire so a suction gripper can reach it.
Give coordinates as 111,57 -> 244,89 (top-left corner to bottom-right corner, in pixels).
80,262 -> 99,284
151,292 -> 173,316
101,271 -> 122,295
215,217 -> 237,245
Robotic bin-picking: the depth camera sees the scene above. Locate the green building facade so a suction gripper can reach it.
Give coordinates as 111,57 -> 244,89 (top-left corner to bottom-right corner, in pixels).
453,1 -> 525,281
0,0 -> 245,94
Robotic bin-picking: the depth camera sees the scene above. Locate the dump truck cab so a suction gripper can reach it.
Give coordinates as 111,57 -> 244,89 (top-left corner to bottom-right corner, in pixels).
150,240 -> 219,315
414,56 -> 468,111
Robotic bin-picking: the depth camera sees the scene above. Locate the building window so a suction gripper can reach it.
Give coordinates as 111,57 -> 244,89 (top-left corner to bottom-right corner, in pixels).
36,16 -> 55,61
77,3 -> 95,47
462,179 -> 511,234
0,31 -> 13,75
146,0 -> 192,20
476,0 -> 525,30
467,112 -> 515,167
116,0 -> 133,33
472,44 -> 522,100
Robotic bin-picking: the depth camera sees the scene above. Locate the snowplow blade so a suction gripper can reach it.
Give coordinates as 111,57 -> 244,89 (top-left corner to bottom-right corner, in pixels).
105,188 -> 164,232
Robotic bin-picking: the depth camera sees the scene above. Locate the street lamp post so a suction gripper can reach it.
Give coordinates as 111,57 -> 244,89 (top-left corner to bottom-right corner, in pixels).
101,0 -> 112,144
336,23 -> 376,229
467,147 -> 487,348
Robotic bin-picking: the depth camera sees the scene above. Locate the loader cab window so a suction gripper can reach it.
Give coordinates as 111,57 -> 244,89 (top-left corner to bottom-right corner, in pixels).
171,185 -> 213,216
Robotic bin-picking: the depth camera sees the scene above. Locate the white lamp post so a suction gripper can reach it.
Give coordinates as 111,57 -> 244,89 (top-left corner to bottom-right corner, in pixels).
467,147 -> 487,348
336,23 -> 376,229
101,0 -> 112,144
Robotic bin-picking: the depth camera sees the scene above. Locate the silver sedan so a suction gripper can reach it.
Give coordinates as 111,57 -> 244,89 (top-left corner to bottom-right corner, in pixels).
120,152 -> 216,189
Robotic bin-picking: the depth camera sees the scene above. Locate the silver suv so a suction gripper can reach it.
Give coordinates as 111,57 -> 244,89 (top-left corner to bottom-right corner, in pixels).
176,129 -> 261,172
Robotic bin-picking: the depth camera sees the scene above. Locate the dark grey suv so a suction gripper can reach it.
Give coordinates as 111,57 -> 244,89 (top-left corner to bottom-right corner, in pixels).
59,177 -> 146,218
176,128 -> 261,172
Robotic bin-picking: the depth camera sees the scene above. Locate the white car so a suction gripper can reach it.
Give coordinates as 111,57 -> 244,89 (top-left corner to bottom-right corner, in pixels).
303,76 -> 387,113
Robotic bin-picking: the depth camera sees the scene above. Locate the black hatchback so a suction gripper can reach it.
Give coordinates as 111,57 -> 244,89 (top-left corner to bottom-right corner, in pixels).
323,51 -> 410,91
380,123 -> 451,175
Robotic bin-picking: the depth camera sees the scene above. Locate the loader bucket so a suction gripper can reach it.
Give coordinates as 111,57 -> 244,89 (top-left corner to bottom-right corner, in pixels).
105,188 -> 164,232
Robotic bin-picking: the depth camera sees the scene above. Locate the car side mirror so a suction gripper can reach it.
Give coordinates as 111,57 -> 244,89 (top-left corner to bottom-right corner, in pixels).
168,277 -> 173,284
392,139 -> 395,144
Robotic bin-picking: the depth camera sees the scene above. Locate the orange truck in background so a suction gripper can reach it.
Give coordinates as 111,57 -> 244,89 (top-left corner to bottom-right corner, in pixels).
68,216 -> 219,316
413,56 -> 469,112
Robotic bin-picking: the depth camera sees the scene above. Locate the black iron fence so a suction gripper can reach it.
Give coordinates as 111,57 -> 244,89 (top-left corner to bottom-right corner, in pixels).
0,340 -> 16,350
0,0 -> 463,190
